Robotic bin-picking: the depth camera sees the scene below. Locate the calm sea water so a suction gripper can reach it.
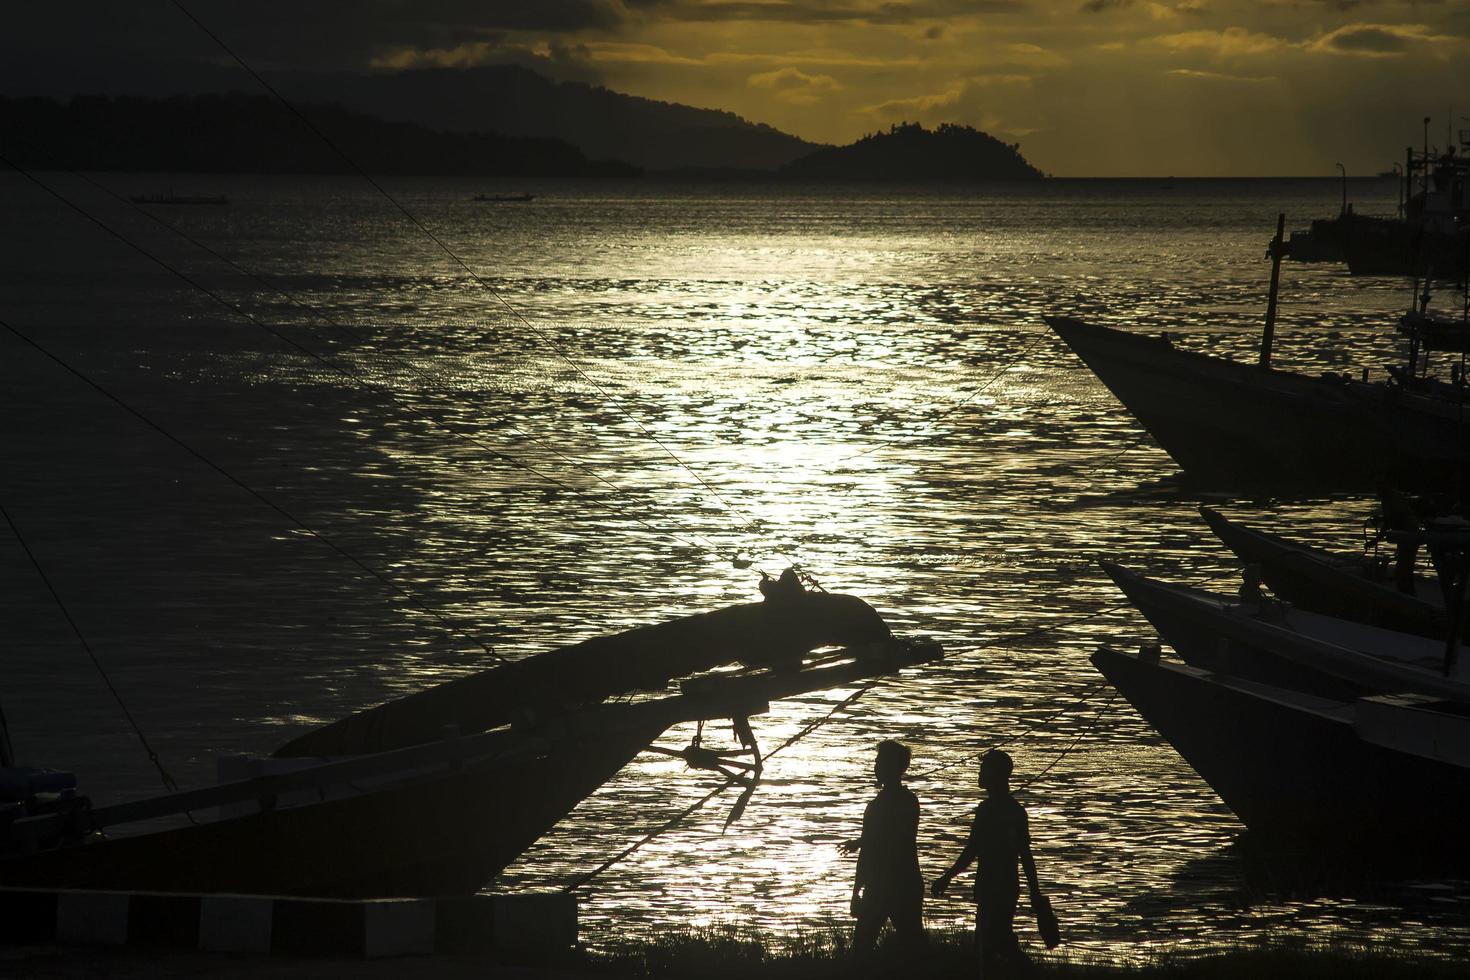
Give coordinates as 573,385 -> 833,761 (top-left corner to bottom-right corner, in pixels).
2,173 -> 1467,961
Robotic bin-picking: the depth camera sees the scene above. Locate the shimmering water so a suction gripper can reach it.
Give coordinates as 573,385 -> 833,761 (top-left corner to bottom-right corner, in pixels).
2,173 -> 1467,960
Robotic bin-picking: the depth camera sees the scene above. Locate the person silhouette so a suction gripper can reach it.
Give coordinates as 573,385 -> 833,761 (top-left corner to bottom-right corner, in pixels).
842,739 -> 924,952
932,749 -> 1055,977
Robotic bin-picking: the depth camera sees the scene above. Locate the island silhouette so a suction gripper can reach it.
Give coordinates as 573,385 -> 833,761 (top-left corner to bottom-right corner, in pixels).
2,87 -> 1044,181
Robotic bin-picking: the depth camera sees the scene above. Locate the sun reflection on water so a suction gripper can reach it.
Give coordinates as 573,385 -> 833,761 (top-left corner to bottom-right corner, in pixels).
0,175 -> 1466,959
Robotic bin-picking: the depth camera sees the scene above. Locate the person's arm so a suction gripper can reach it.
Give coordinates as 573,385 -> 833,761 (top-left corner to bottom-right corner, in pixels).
851,802 -> 873,915
931,840 -> 976,896
1019,810 -> 1041,902
1021,840 -> 1041,902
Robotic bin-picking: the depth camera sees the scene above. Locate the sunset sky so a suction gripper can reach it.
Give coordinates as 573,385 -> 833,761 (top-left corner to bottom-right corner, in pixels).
8,0 -> 1470,175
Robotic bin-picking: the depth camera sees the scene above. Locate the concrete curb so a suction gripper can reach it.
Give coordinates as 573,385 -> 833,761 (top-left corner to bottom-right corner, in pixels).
0,888 -> 575,958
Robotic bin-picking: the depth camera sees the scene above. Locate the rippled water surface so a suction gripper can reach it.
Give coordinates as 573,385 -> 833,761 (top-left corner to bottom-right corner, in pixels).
2,173 -> 1467,960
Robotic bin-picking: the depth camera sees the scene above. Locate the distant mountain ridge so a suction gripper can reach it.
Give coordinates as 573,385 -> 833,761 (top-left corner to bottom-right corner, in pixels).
0,93 -> 637,177
277,65 -> 826,173
781,123 -> 1043,180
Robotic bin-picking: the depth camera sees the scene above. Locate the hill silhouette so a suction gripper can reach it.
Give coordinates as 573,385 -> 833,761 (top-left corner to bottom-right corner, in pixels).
780,123 -> 1043,180
0,93 -> 638,177
281,65 -> 825,173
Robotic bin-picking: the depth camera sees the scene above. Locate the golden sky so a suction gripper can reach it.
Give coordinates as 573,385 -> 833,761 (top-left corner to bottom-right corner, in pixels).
9,1 -> 1470,175
365,0 -> 1470,176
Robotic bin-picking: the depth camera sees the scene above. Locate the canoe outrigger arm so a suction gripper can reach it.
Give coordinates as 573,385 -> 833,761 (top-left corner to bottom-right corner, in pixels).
645,716 -> 763,788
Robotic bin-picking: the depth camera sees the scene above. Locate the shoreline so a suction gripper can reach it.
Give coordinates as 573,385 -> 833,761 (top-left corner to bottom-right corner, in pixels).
3,930 -> 1465,979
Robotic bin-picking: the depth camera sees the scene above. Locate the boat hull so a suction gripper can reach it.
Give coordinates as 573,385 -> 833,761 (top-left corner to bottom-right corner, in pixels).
0,718 -> 666,898
1199,506 -> 1446,638
1045,315 -> 1469,491
1093,647 -> 1470,852
1101,562 -> 1466,700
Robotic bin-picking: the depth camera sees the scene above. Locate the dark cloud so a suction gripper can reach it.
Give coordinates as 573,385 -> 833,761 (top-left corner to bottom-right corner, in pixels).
2,1 -> 626,74
1080,0 -> 1133,12
625,0 -> 1024,24
1323,25 -> 1412,52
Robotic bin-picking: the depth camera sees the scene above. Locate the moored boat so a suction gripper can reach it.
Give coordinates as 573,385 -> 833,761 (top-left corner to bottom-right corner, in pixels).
1199,506 -> 1446,638
1045,315 -> 1470,492
1,599 -> 941,898
1101,561 -> 1470,701
1093,645 -> 1470,854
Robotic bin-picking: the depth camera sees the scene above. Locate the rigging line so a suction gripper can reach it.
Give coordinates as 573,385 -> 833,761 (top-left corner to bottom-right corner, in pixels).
833,329 -> 1051,468
0,500 -> 179,792
909,681 -> 1109,780
66,170 -> 736,562
563,683 -> 874,892
914,566 -> 1236,777
0,315 -> 501,663
1017,692 -> 1116,789
4,165 -> 726,567
167,0 -> 764,542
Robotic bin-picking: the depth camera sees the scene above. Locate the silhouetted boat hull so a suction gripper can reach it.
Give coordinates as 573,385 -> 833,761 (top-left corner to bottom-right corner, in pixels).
276,590 -> 891,758
1199,506 -> 1445,638
1045,315 -> 1470,492
1101,562 -> 1470,701
0,712 -> 663,897
1093,646 -> 1470,851
2,635 -> 940,898
1340,215 -> 1468,279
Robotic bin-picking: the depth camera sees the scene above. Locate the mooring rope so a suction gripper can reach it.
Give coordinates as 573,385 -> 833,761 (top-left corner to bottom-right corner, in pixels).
833,329 -> 1052,468
562,684 -> 875,892
0,500 -> 178,791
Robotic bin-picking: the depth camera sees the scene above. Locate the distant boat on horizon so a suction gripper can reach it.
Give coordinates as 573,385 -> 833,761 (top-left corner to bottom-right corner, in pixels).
472,192 -> 535,203
130,191 -> 228,205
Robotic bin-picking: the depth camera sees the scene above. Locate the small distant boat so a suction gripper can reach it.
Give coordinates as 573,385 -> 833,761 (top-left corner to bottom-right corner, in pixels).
1093,645 -> 1470,853
129,192 -> 228,205
472,192 -> 535,203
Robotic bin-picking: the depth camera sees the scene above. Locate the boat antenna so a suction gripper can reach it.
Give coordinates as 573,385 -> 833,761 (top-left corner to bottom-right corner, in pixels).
167,0 -> 766,549
0,500 -> 178,790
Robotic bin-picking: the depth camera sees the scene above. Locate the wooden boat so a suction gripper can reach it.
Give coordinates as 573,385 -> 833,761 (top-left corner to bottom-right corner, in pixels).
1093,645 -> 1470,853
1199,506 -> 1446,638
1101,561 -> 1470,701
1,594 -> 941,898
1045,315 -> 1470,492
277,583 -> 892,757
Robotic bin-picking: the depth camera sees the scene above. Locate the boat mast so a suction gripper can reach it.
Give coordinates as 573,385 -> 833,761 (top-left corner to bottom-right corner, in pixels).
0,699 -> 14,768
1260,213 -> 1287,369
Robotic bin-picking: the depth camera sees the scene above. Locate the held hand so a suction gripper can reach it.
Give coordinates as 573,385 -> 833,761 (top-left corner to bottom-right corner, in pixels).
931,874 -> 950,898
850,891 -> 863,917
838,838 -> 862,855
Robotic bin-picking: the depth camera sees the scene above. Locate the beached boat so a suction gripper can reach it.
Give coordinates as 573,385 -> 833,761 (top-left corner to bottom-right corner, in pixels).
1,593 -> 941,898
276,581 -> 890,758
1199,506 -> 1446,638
1101,561 -> 1470,701
1093,645 -> 1470,853
1045,315 -> 1470,491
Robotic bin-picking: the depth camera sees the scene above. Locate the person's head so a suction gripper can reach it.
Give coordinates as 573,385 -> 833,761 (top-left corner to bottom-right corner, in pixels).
874,739 -> 911,787
979,749 -> 1013,793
